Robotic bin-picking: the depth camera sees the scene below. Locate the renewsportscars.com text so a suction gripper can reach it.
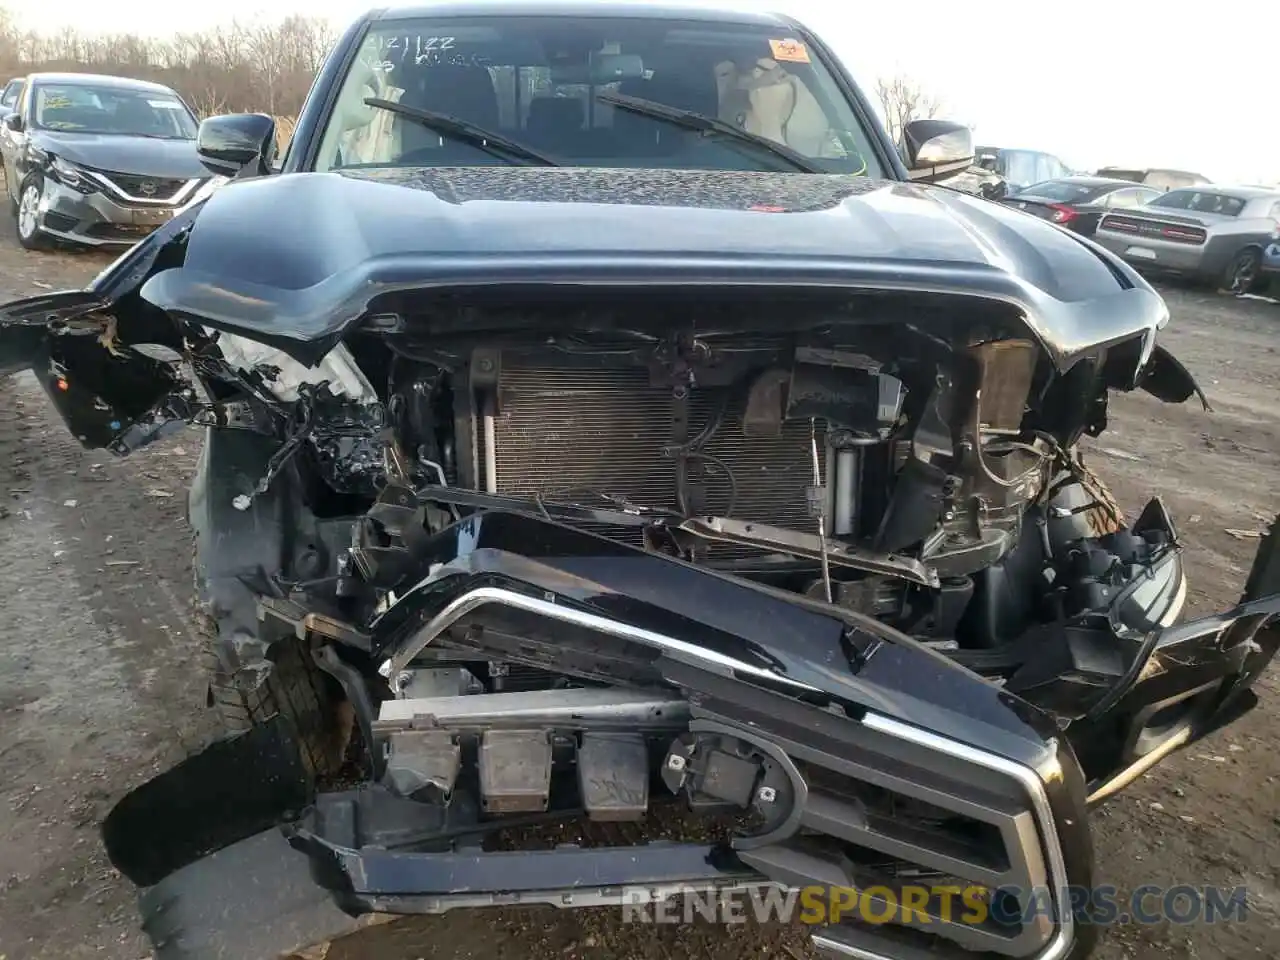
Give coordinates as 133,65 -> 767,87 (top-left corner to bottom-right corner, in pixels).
619,884 -> 1249,927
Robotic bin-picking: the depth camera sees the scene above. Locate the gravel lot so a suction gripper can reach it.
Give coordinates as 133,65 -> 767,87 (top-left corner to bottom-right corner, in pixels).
0,227 -> 1277,960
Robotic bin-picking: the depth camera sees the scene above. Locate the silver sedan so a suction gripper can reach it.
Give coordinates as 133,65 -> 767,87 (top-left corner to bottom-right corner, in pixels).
1092,186 -> 1280,293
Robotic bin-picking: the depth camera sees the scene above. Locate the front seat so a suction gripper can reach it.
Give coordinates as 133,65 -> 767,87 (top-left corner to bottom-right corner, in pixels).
525,96 -> 585,152
393,64 -> 501,159
114,97 -> 161,135
614,69 -> 720,154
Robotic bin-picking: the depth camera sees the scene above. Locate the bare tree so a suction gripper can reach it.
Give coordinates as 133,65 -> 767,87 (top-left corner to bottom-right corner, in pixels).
0,8 -> 339,120
875,73 -> 943,144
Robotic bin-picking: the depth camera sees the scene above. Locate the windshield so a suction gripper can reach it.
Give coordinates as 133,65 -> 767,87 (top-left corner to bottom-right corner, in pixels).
998,150 -> 1065,186
1,81 -> 20,108
1149,190 -> 1246,216
32,83 -> 197,139
313,15 -> 880,176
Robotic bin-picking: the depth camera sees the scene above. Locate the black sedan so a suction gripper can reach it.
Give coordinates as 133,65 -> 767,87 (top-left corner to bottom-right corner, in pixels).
1000,176 -> 1162,237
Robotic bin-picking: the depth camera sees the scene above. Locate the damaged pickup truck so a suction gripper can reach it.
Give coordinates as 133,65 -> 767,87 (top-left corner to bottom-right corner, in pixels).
2,4 -> 1278,960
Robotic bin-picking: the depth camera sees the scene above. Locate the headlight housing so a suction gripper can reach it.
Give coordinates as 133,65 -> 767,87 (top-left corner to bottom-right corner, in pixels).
50,155 -> 93,193
213,332 -> 377,405
177,175 -> 230,214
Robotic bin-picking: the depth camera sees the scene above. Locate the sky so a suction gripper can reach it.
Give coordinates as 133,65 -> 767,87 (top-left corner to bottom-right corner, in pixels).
11,0 -> 1280,184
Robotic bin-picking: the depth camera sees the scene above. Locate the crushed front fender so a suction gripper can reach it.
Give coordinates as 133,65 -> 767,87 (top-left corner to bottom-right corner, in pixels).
1083,511 -> 1280,803
0,205 -> 202,452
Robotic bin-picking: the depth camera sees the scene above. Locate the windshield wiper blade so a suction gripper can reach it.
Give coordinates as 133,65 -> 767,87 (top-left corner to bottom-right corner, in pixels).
596,92 -> 823,174
364,98 -> 559,167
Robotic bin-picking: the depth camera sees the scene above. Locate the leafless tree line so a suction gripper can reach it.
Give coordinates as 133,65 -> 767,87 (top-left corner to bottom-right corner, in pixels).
0,6 -> 950,148
0,7 -> 335,119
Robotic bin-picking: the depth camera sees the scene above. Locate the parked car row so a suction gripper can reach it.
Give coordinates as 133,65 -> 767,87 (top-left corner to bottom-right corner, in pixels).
0,71 -> 207,249
999,177 -> 1280,294
1000,176 -> 1163,237
944,149 -> 1215,205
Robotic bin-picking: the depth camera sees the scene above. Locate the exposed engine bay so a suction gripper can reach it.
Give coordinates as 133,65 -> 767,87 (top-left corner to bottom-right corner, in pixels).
16,283 -> 1276,960
211,297 -> 1180,665
120,286 -> 1206,789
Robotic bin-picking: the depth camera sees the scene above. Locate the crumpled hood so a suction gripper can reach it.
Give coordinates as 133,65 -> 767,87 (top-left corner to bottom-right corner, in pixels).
33,130 -> 205,179
133,166 -> 1167,368
200,167 -> 1129,301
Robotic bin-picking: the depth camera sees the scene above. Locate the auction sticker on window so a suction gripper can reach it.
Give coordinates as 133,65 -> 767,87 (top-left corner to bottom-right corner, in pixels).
768,38 -> 810,63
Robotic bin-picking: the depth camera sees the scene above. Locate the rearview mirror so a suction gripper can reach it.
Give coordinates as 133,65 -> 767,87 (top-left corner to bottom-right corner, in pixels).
551,53 -> 645,85
196,113 -> 277,179
3,112 -> 22,133
902,119 -> 975,182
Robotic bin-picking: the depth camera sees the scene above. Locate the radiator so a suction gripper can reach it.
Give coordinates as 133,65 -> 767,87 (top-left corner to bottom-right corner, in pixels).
488,359 -> 824,552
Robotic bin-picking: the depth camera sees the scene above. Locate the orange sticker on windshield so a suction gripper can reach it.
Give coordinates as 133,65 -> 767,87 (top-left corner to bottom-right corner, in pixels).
769,38 -> 810,63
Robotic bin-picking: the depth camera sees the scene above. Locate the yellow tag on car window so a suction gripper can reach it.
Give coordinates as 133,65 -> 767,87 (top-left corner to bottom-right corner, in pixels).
768,38 -> 810,64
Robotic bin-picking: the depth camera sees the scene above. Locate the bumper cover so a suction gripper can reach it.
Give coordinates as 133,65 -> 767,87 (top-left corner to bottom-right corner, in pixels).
37,178 -> 184,246
102,511 -> 1280,960
1092,231 -> 1211,277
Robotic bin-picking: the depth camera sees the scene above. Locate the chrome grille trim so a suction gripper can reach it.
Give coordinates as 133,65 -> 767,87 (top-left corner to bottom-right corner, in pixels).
84,170 -> 203,206
810,712 -> 1074,960
379,575 -> 1075,959
380,583 -> 821,696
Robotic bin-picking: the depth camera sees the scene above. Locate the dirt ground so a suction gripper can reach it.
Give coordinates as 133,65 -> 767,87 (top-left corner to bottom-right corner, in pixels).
0,232 -> 1277,960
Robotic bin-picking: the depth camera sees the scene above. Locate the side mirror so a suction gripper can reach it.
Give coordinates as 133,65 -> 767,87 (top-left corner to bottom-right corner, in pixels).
196,113 -> 277,178
3,112 -> 22,133
902,119 -> 975,182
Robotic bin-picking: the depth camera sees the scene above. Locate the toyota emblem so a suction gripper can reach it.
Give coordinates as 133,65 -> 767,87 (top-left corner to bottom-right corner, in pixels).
139,180 -> 158,197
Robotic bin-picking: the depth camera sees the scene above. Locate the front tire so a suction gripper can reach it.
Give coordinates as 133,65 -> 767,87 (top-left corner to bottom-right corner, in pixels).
194,591 -> 346,778
15,173 -> 49,250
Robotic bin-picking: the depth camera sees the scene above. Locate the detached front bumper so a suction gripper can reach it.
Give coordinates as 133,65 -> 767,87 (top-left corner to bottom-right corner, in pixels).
37,179 -> 185,247
101,511 -> 1280,960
